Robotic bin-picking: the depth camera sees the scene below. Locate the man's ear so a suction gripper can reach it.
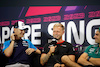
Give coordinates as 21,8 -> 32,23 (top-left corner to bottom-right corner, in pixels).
13,28 -> 15,33
13,28 -> 16,33
13,28 -> 17,36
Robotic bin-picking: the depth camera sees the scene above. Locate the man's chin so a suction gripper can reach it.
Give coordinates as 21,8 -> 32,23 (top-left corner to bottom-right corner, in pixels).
56,38 -> 59,40
54,37 -> 58,39
20,35 -> 24,38
22,36 -> 24,37
53,36 -> 60,40
95,40 -> 99,43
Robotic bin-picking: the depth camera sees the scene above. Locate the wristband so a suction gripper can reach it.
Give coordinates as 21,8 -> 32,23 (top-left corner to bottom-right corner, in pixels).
87,56 -> 91,61
12,40 -> 15,41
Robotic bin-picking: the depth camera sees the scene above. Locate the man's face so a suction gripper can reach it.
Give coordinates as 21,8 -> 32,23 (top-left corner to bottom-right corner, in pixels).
94,30 -> 100,43
14,28 -> 25,38
53,27 -> 64,40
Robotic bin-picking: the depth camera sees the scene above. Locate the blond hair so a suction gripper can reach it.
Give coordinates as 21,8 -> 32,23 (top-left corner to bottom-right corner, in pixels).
53,23 -> 64,30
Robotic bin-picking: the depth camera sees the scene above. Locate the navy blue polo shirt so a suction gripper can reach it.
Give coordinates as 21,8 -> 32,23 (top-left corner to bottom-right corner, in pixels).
3,39 -> 37,64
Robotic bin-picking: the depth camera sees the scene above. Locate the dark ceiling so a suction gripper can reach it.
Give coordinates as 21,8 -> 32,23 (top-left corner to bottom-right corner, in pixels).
0,0 -> 100,6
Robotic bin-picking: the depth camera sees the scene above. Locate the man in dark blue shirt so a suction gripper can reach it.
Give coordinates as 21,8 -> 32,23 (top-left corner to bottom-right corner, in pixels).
3,21 -> 41,67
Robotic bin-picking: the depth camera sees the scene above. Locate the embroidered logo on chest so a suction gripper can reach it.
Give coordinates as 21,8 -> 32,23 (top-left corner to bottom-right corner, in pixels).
61,45 -> 66,47
89,48 -> 95,53
14,42 -> 18,47
22,41 -> 28,47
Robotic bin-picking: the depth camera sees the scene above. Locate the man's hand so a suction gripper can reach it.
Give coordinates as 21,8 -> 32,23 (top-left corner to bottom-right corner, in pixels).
49,46 -> 57,54
54,63 -> 61,67
60,64 -> 66,67
25,48 -> 35,55
54,63 -> 66,67
11,33 -> 15,40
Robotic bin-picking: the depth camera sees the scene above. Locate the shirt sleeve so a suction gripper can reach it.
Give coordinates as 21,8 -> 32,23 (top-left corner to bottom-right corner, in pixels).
26,39 -> 37,50
68,44 -> 75,55
84,45 -> 92,54
2,40 -> 10,52
42,43 -> 49,54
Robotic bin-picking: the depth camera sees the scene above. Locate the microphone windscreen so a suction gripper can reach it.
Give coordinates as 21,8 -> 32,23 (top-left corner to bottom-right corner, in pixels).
51,38 -> 58,45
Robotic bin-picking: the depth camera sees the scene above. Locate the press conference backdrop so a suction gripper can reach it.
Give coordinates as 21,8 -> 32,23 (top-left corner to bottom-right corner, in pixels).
0,6 -> 100,50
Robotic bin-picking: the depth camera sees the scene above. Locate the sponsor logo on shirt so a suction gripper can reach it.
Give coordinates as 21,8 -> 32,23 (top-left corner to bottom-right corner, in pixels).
89,48 -> 95,53
42,48 -> 44,52
14,42 -> 18,47
22,41 -> 28,47
61,45 -> 66,47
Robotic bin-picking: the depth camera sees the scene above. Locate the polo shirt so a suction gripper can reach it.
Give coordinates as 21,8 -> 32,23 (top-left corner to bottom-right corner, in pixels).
3,39 -> 37,64
42,41 -> 75,66
84,44 -> 100,58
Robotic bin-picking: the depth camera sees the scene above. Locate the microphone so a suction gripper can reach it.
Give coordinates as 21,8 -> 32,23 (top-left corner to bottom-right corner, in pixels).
49,38 -> 61,63
50,38 -> 58,55
51,38 -> 58,46
50,38 -> 60,63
